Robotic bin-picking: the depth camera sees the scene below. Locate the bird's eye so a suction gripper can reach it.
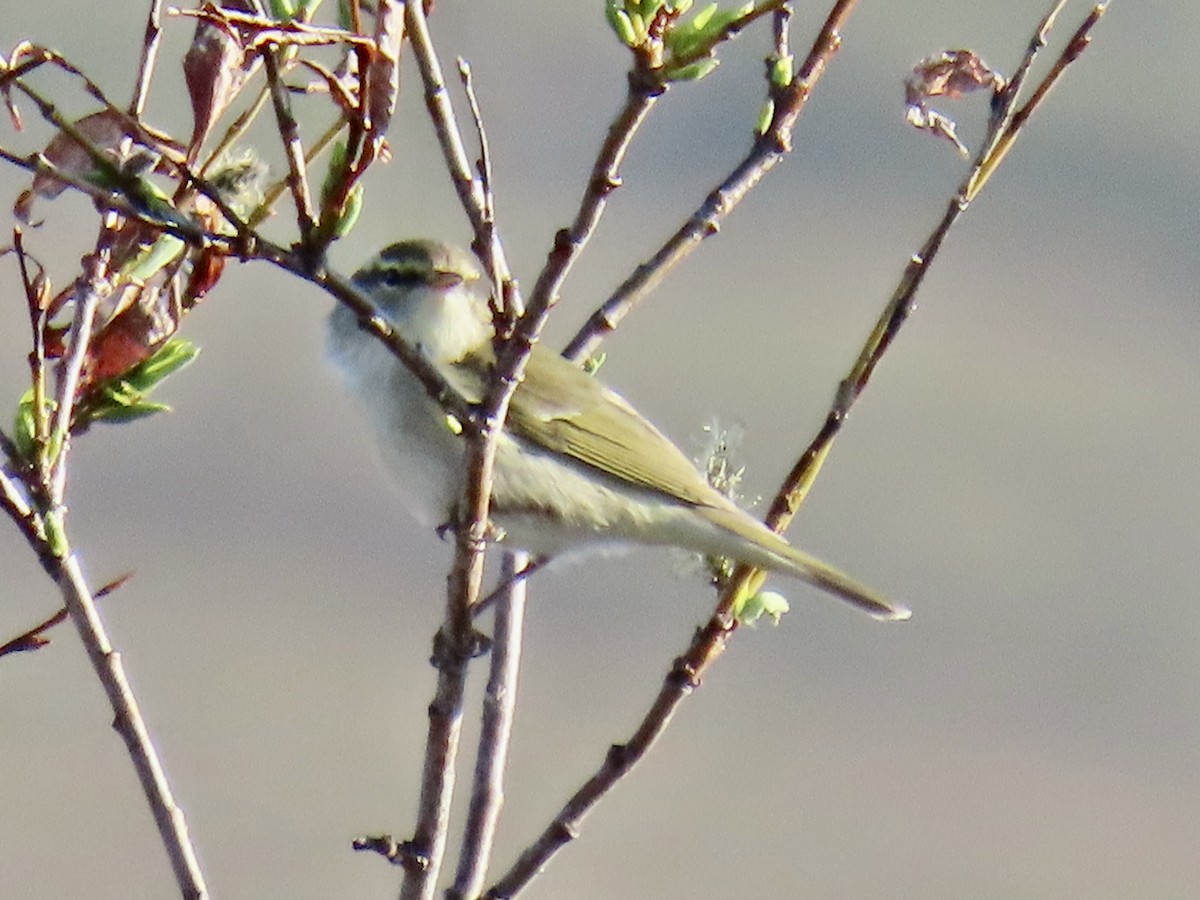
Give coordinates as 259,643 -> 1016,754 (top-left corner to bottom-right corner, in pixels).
379,267 -> 420,288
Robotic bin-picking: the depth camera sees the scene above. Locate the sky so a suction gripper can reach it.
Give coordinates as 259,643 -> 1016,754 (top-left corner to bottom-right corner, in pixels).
2,2 -> 1198,898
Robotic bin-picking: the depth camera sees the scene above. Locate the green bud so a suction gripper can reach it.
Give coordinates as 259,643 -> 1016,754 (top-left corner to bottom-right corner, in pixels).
755,98 -> 774,135
628,10 -> 649,43
638,0 -> 665,19
12,389 -> 39,461
771,54 -> 794,87
321,141 -> 350,207
44,507 -> 69,559
582,351 -> 607,377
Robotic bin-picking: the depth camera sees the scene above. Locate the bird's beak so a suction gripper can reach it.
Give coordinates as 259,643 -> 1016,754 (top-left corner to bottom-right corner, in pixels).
431,269 -> 464,290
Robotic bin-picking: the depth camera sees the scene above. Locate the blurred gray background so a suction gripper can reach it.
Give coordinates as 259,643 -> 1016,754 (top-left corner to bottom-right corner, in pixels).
2,1 -> 1198,898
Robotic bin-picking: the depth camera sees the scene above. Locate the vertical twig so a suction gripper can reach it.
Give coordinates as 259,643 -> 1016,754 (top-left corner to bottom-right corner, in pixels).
34,267 -> 211,897
448,552 -> 528,900
261,48 -> 318,243
130,0 -> 164,118
404,1 -> 512,292
397,11 -> 526,900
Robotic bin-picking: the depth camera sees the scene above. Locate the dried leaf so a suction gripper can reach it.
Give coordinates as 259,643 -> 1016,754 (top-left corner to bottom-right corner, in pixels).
364,0 -> 404,163
182,1 -> 258,163
13,109 -> 131,221
905,50 -> 1006,156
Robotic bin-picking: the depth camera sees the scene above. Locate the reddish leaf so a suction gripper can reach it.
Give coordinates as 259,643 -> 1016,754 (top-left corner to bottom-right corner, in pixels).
83,284 -> 180,386
182,1 -> 257,163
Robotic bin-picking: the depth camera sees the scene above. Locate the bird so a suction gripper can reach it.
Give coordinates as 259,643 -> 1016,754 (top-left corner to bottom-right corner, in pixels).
325,239 -> 909,622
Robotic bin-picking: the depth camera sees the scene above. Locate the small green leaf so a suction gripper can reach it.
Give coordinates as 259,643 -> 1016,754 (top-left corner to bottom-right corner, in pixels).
691,1 -> 718,30
666,57 -> 719,82
119,339 -> 200,394
668,0 -> 694,13
734,589 -> 789,626
267,0 -> 298,20
124,234 -> 187,283
331,182 -> 364,239
87,400 -> 172,424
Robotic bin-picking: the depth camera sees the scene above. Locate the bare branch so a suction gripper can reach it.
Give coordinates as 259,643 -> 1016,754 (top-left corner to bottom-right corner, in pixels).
488,2 -> 1113,895
449,552 -> 528,900
54,548 -> 210,898
404,1 -> 512,293
525,75 -> 660,341
564,0 -> 858,362
130,0 -> 164,118
261,48 -> 318,242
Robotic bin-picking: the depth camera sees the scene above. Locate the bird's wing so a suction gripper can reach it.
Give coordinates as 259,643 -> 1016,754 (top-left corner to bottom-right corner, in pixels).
453,346 -> 721,508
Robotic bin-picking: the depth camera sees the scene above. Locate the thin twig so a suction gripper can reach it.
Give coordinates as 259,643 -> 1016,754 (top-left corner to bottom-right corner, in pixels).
129,0 -> 164,119
525,74 -> 660,343
0,571 -> 132,658
21,255 -> 209,894
0,466 -> 49,570
47,267 -> 106,501
0,606 -> 66,658
55,549 -> 209,899
260,46 -> 318,243
0,145 -> 230,250
404,1 -> 512,291
397,10 -> 529,899
448,552 -> 528,900
455,57 -> 504,309
563,0 -> 858,362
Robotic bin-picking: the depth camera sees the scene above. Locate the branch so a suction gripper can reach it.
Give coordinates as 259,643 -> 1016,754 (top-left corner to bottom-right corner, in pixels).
404,1 -> 512,294
523,72 -> 661,335
54,546 -> 209,898
129,0 -> 165,119
487,2 -> 1113,895
448,552 -> 528,900
563,0 -> 859,362
261,47 -> 318,243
